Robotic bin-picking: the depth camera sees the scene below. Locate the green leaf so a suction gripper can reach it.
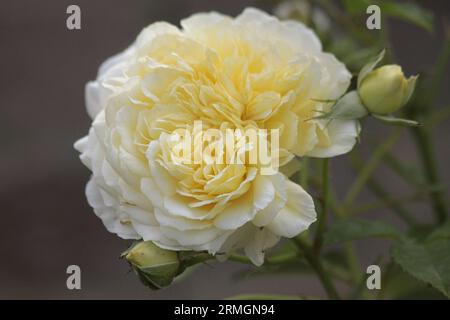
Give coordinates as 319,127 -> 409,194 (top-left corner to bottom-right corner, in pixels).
426,222 -> 450,242
391,241 -> 450,298
342,0 -> 371,15
382,264 -> 448,299
313,91 -> 368,121
324,218 -> 403,245
357,49 -> 385,88
380,1 -> 434,33
343,46 -> 383,71
391,223 -> 450,298
372,114 -> 421,127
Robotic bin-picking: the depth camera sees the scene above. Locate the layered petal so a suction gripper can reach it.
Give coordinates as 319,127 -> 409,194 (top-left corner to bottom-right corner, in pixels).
74,7 -> 359,266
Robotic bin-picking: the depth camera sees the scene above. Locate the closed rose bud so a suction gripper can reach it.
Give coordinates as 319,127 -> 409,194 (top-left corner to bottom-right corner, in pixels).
123,241 -> 180,289
358,65 -> 418,115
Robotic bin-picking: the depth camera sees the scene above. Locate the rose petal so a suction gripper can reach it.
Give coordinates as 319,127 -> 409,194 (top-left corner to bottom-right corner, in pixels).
267,180 -> 316,237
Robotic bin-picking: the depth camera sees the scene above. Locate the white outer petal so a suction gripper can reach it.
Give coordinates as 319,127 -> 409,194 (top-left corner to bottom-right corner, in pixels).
97,47 -> 134,79
159,225 -> 226,248
267,180 -> 316,237
214,223 -> 280,265
75,8 -> 347,264
181,11 -> 231,36
244,227 -> 280,266
306,119 -> 360,158
252,173 -> 287,227
85,179 -> 139,239
281,20 -> 322,53
86,48 -> 134,120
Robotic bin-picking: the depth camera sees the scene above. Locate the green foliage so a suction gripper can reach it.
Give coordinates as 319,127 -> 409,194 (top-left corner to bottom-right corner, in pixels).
380,264 -> 447,299
391,223 -> 450,298
371,114 -> 421,127
342,0 -> 371,14
357,49 -> 385,88
342,0 -> 434,32
379,1 -> 434,33
324,218 -> 403,245
300,0 -> 445,300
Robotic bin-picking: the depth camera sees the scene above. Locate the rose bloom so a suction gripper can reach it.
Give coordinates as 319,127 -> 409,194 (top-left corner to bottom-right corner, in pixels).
75,8 -> 357,265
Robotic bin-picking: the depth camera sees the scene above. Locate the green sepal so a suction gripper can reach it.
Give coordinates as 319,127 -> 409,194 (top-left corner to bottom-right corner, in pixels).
133,261 -> 181,289
372,114 -> 421,127
357,49 -> 385,88
313,91 -> 368,121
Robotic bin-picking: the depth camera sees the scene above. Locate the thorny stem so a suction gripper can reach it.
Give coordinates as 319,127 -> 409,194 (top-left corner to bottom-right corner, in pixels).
427,30 -> 450,106
383,152 -> 424,188
301,157 -> 310,190
411,127 -> 448,224
350,153 -> 419,226
426,105 -> 450,127
349,190 -> 430,216
229,252 -> 300,266
314,159 -> 330,253
407,30 -> 450,224
377,261 -> 394,300
344,128 -> 402,207
309,175 -> 362,284
293,238 -> 341,300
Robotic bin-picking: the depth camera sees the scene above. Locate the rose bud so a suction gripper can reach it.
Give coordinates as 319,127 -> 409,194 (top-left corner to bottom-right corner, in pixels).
123,241 -> 180,289
358,65 -> 418,115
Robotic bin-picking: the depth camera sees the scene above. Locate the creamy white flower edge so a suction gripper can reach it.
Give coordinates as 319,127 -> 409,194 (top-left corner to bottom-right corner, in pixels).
76,121 -> 316,265
75,8 -> 358,265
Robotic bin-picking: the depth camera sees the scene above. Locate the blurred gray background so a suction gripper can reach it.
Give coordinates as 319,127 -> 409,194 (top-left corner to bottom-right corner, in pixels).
0,0 -> 449,299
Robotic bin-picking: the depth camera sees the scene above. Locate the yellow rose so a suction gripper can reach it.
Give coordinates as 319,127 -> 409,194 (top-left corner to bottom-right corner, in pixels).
75,8 -> 358,265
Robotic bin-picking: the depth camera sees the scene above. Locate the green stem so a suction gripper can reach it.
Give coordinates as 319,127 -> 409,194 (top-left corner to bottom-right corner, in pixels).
349,191 -> 427,216
380,16 -> 396,63
314,159 -> 330,253
344,128 -> 402,207
350,153 -> 419,226
329,192 -> 347,218
404,30 -> 450,225
301,157 -> 310,190
411,127 -> 448,224
230,250 -> 352,284
229,254 -> 252,264
377,261 -> 394,300
383,152 -> 423,188
293,238 -> 341,300
315,0 -> 375,46
229,251 -> 300,266
309,175 -> 362,284
310,177 -> 346,218
344,243 -> 363,284
426,105 -> 450,127
349,256 -> 382,300
427,31 -> 450,106
266,251 -> 301,265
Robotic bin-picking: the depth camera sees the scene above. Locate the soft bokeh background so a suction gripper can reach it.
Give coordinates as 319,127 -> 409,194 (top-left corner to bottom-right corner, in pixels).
0,0 -> 449,299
